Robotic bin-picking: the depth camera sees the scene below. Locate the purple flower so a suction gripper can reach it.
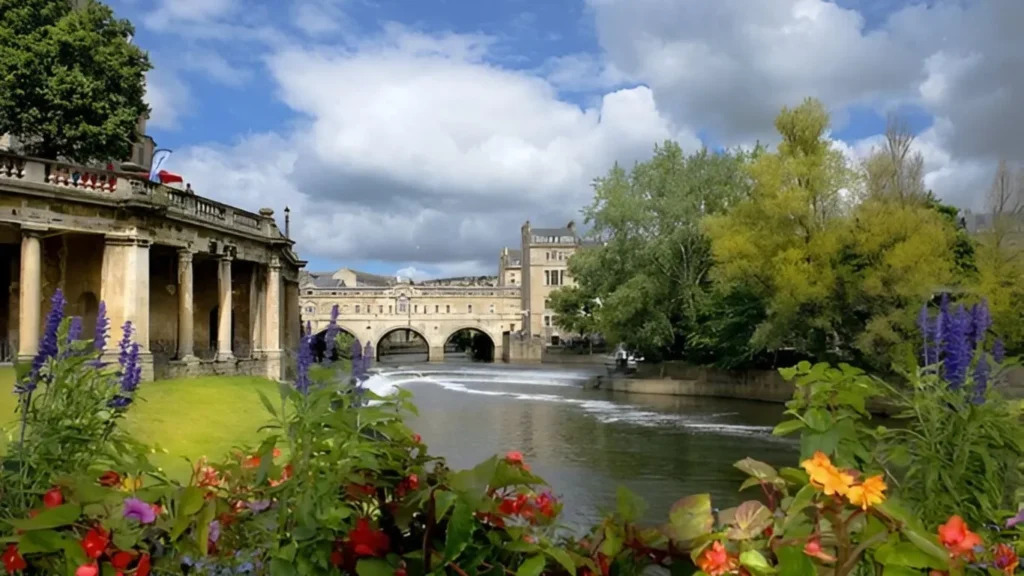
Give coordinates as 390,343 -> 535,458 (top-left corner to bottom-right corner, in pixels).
247,500 -> 271,513
944,305 -> 972,391
325,305 -> 340,359
970,300 -> 991,350
17,289 -> 66,393
994,339 -> 1006,364
1006,508 -> 1024,528
94,301 -> 109,352
972,356 -> 990,405
208,520 -> 221,544
117,329 -> 141,396
67,316 -> 82,343
295,333 -> 313,394
123,497 -> 156,524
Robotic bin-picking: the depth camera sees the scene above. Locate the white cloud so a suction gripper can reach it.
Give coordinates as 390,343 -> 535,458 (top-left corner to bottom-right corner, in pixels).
144,70 -> 190,130
144,0 -> 239,30
166,27 -> 692,270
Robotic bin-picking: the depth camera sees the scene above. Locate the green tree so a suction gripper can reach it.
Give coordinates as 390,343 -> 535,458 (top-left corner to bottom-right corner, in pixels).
548,285 -> 600,351
566,141 -> 756,360
0,0 -> 151,163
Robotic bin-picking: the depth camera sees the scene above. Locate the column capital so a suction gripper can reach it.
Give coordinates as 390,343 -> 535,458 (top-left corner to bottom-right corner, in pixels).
268,255 -> 282,270
20,224 -> 47,237
104,234 -> 150,248
177,248 -> 194,263
218,253 -> 234,262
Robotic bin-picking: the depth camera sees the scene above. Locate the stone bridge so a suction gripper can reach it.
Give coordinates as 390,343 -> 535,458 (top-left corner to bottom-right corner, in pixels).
0,151 -> 305,381
299,279 -> 522,361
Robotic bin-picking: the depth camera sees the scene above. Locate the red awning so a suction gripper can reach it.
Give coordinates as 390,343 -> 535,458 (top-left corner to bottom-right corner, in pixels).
157,170 -> 183,184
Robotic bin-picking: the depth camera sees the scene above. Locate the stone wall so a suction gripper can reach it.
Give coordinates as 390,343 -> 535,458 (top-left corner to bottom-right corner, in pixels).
502,333 -> 543,363
154,356 -> 271,380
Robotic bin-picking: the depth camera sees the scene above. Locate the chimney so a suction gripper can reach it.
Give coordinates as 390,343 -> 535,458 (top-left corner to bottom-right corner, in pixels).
502,247 -> 508,256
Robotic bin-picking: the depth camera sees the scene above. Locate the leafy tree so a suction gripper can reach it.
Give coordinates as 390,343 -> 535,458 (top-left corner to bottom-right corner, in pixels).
0,0 -> 151,163
564,142 -> 756,360
547,285 -> 600,351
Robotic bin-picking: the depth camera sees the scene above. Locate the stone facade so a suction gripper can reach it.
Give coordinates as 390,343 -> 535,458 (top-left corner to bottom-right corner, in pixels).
299,270 -> 521,362
0,151 -> 305,381
515,220 -> 594,342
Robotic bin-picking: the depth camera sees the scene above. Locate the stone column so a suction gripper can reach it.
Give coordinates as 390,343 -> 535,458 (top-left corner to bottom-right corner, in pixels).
17,228 -> 42,361
176,249 -> 196,361
263,258 -> 282,380
100,234 -> 152,380
217,255 -> 234,362
250,266 -> 263,357
429,346 -> 445,363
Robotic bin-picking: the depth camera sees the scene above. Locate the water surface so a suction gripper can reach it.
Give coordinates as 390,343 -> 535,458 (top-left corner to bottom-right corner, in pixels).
363,364 -> 797,526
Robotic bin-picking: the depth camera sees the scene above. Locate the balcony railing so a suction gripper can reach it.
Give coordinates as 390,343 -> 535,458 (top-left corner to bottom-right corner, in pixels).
0,151 -> 283,240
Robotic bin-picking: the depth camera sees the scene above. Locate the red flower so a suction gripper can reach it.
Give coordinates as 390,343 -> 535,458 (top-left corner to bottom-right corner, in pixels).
803,538 -> 836,562
98,471 -> 121,487
395,568 -> 407,576
937,516 -> 983,559
2,544 -> 27,573
136,554 -> 151,576
151,504 -> 163,516
346,484 -> 376,499
272,448 -> 282,458
347,518 -> 390,557
76,564 -> 99,576
80,526 -> 110,560
406,474 -> 419,490
697,541 -> 739,576
111,552 -> 134,570
993,543 -> 1019,575
243,455 -> 261,468
534,492 -> 556,518
506,451 -> 524,465
475,512 -> 506,528
329,549 -> 344,567
412,433 -> 422,444
43,487 -> 63,508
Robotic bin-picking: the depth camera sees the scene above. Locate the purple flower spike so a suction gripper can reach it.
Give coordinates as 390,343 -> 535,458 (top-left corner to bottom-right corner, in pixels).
944,304 -> 971,391
363,341 -> 374,372
970,300 -> 991,350
17,289 -> 66,393
116,321 -> 141,397
94,301 -> 109,352
67,316 -> 82,344
123,497 -> 156,524
994,339 -> 1005,364
295,333 -> 313,394
1006,508 -> 1024,528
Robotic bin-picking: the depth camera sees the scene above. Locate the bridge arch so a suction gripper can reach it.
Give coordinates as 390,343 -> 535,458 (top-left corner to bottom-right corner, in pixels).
310,324 -> 360,363
443,325 -> 499,362
376,326 -> 431,362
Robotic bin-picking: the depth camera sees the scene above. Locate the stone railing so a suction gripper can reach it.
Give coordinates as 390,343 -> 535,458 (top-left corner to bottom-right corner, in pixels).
0,151 -> 282,240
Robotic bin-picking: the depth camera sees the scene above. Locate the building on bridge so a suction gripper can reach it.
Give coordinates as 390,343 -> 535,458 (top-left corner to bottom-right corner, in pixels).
299,268 -> 521,362
0,151 -> 305,382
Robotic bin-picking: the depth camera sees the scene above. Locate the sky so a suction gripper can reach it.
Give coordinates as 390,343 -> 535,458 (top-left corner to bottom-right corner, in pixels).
112,0 -> 1024,279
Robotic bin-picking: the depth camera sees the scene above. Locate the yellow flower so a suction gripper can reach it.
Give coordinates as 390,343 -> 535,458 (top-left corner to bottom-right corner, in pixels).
800,451 -> 854,496
121,475 -> 143,492
847,475 -> 887,510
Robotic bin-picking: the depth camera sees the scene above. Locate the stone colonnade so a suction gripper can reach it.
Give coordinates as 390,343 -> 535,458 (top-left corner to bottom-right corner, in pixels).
15,228 -> 287,381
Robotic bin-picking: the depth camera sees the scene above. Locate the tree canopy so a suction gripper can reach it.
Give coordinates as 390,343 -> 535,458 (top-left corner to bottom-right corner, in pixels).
553,98 -> 1009,372
0,0 -> 150,163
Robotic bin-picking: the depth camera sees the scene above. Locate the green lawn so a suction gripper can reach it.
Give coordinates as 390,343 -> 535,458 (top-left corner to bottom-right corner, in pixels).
0,367 -> 278,480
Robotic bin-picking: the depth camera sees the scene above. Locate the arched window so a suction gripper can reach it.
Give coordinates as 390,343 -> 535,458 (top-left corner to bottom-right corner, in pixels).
355,304 -> 361,313
398,296 -> 408,313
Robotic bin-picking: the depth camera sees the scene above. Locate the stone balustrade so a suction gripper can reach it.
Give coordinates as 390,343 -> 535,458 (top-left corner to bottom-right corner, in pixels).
0,151 -> 279,240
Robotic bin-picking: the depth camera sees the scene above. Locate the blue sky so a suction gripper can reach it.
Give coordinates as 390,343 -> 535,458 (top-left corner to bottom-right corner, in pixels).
108,0 -> 1020,278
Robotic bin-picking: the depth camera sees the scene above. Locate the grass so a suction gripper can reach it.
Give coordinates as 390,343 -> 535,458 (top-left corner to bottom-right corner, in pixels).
0,367 -> 279,480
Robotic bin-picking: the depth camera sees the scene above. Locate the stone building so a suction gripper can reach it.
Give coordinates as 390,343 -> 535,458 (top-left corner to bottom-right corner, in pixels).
0,151 -> 304,381
514,220 -> 588,343
497,248 -> 521,287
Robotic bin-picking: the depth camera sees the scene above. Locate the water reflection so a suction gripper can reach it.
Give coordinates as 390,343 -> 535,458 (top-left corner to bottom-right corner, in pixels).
381,364 -> 797,527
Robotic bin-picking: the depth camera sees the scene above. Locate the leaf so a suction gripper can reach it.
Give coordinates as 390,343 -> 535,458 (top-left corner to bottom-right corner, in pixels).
875,542 -> 946,570
197,499 -> 216,556
516,555 -> 546,576
739,550 -> 776,576
434,490 -> 457,522
776,546 -> 815,576
783,484 -> 816,530
881,566 -> 921,576
545,547 -> 576,574
727,501 -> 773,540
170,486 -> 205,540
779,467 -> 809,486
257,389 -> 278,417
601,525 -> 624,558
444,498 -> 474,561
734,458 -> 784,488
356,559 -> 395,576
616,486 -> 646,522
17,530 -> 67,554
449,455 -> 498,498
899,527 -> 950,570
772,419 -> 806,437
6,504 -> 81,531
799,428 -> 839,460
669,494 -> 714,543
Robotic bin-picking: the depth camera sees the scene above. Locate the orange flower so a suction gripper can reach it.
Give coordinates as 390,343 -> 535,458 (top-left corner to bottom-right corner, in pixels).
697,541 -> 739,576
846,475 -> 887,510
993,543 -> 1018,575
937,515 -> 983,559
800,451 -> 854,496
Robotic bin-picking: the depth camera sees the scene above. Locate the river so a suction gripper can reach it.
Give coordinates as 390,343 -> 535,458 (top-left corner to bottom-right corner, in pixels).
361,363 -> 797,527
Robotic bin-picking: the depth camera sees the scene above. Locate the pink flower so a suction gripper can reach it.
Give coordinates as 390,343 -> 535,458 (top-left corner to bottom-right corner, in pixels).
123,497 -> 156,524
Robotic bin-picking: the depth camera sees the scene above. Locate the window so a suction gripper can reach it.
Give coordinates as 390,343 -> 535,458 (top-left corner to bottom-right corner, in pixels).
489,304 -> 495,313
389,305 -> 394,314
305,290 -> 313,295
510,323 -> 516,331
414,304 -> 419,313
445,305 -> 450,313
398,297 -> 408,313
435,305 -> 439,313
544,270 -> 564,286
544,315 -> 551,327
468,304 -> 473,313
544,298 -> 550,310
305,306 -> 314,313
378,305 -> 383,313
545,251 -> 550,261
355,305 -> 361,313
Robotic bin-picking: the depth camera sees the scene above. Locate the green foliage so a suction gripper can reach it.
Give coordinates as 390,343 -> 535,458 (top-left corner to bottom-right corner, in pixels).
566,141 -> 756,359
0,0 -> 151,162
547,286 -> 600,345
